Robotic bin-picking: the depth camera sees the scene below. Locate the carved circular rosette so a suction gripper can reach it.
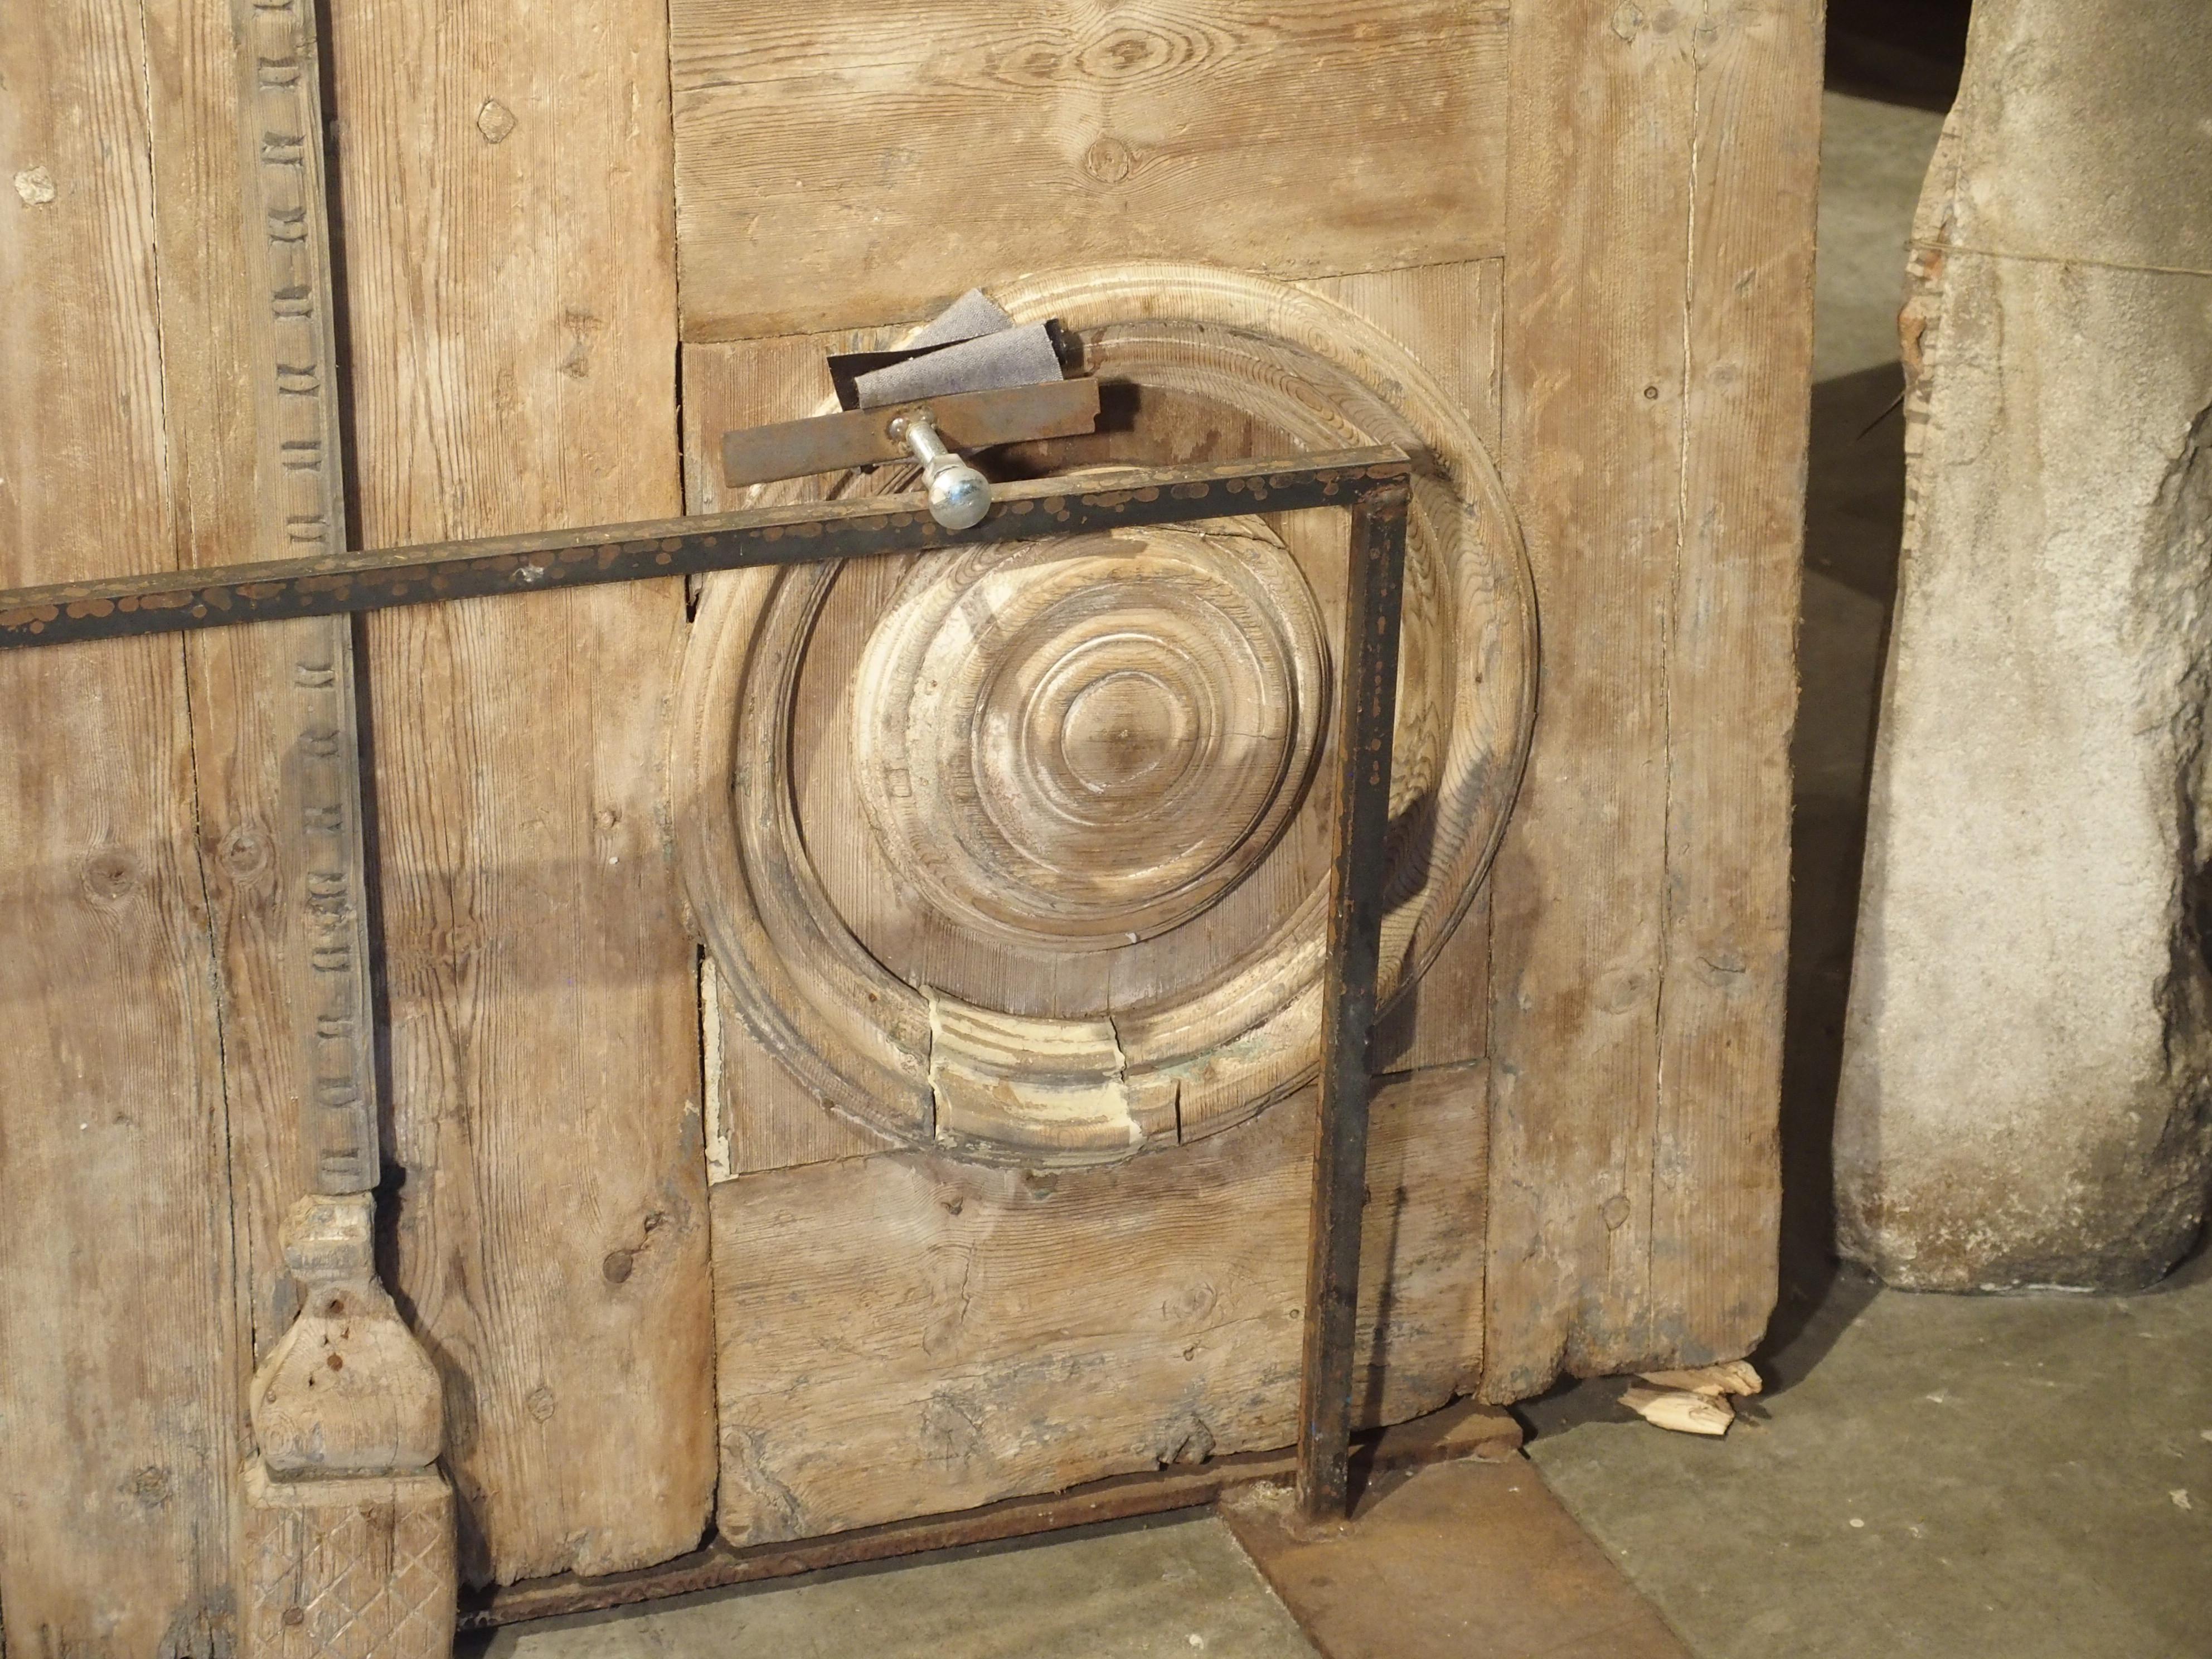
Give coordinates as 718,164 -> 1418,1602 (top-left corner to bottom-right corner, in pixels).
852,523 -> 1327,949
676,263 -> 1536,1164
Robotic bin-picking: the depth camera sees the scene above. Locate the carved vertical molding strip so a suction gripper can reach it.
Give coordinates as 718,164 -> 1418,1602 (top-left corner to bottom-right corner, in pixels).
242,0 -> 379,1195
230,1 -> 455,1651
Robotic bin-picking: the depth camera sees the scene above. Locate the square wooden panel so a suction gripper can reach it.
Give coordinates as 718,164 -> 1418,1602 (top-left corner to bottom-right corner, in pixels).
710,1064 -> 1486,1544
668,0 -> 1510,340
680,258 -> 1503,1174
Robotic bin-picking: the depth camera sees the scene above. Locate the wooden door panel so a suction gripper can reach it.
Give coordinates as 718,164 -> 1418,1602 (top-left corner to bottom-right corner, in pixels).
675,263 -> 1525,1542
711,1063 -> 1486,1545
667,0 -> 1511,340
327,0 -> 715,1585
0,0 -> 1820,1622
0,1 -> 242,1646
1481,0 -> 1812,1398
675,266 -> 1532,1168
1297,261 -> 1505,1074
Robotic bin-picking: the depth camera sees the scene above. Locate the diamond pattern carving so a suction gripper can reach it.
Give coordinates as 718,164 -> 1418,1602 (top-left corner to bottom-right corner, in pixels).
241,1464 -> 455,1659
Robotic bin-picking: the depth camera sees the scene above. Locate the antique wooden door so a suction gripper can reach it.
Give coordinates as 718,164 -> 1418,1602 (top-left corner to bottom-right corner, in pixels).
0,0 -> 1816,1638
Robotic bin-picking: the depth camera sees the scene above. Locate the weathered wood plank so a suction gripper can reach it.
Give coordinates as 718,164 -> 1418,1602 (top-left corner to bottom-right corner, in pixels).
326,0 -> 715,1584
1651,1 -> 1815,1359
704,957 -> 892,1181
1298,260 -> 1504,1074
0,0 -> 241,1648
667,0 -> 1511,341
682,332 -> 908,1179
1297,261 -> 1505,453
1482,1 -> 1810,1396
710,1064 -> 1486,1545
1481,0 -> 1694,1397
239,1466 -> 457,1657
138,0 -> 381,1374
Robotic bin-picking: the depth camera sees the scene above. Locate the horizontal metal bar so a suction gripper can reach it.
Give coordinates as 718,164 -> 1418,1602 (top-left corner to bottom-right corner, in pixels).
460,1400 -> 1520,1629
0,447 -> 1409,651
721,377 -> 1103,489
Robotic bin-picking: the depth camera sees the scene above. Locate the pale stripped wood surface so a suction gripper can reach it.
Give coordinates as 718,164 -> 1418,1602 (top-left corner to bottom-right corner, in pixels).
1651,0 -> 1812,1359
1481,0 -> 1811,1398
848,525 -> 1330,957
679,263 -> 1513,1173
710,1063 -> 1487,1544
239,1466 -> 456,1659
667,0 -> 1511,340
1299,261 -> 1503,1074
1297,261 -> 1505,454
975,269 -> 1534,1132
138,0 -> 297,1380
0,0 -> 241,1648
139,0 -> 381,1375
1483,0 -> 1685,1399
327,0 -> 715,1584
683,334 -> 905,1178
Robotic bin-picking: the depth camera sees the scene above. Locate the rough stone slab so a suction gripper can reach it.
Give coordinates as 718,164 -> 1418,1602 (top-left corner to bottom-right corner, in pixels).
1837,0 -> 2212,1289
1219,1460 -> 1691,1659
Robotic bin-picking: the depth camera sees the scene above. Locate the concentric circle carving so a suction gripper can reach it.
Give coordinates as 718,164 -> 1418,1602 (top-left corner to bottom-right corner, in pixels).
853,524 -> 1326,948
675,263 -> 1536,1164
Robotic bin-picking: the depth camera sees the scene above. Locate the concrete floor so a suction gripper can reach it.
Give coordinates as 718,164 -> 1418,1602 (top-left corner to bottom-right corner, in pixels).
478,91 -> 2212,1658
1526,1255 -> 2212,1658
470,1512 -> 1318,1659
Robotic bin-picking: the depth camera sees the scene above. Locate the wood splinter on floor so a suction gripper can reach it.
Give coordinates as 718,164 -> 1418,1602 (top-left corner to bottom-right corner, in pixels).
1622,1359 -> 1763,1437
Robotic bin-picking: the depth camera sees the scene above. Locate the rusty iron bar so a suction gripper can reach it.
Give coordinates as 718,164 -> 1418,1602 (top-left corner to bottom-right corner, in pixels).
0,448 -> 1408,651
1297,486 -> 1412,1520
459,1401 -> 1518,1629
721,376 -> 1102,489
0,445 -> 1413,1524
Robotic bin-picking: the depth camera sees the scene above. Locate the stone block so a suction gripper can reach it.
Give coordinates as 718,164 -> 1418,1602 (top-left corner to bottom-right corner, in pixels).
1836,0 -> 2212,1288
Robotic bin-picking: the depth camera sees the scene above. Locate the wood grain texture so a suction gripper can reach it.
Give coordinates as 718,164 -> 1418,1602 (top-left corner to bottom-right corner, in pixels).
678,265 -> 1508,1175
1297,261 -> 1505,453
1651,1 -> 1814,1359
248,1197 -> 443,1478
239,1466 -> 457,1659
667,0 -> 1511,341
683,336 -> 906,1179
1301,261 -> 1503,1074
0,0 -> 242,1648
676,269 -> 1532,1174
1481,0 -> 1812,1399
849,525 -> 1330,956
326,0 -> 715,1584
703,958 -> 891,1180
710,1063 -> 1486,1545
137,0 -> 382,1377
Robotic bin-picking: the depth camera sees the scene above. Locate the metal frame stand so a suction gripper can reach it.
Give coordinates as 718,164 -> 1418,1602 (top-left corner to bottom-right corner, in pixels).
0,444 -> 1411,1522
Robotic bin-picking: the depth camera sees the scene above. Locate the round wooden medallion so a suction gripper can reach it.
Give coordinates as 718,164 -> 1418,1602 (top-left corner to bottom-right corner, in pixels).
852,522 -> 1327,949
675,264 -> 1535,1164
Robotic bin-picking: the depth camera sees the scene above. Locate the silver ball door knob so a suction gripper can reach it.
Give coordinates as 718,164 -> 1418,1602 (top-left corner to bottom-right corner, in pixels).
889,409 -> 992,530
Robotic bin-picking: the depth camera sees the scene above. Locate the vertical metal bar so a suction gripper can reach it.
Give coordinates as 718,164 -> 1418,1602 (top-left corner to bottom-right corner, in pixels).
1296,486 -> 1412,1520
